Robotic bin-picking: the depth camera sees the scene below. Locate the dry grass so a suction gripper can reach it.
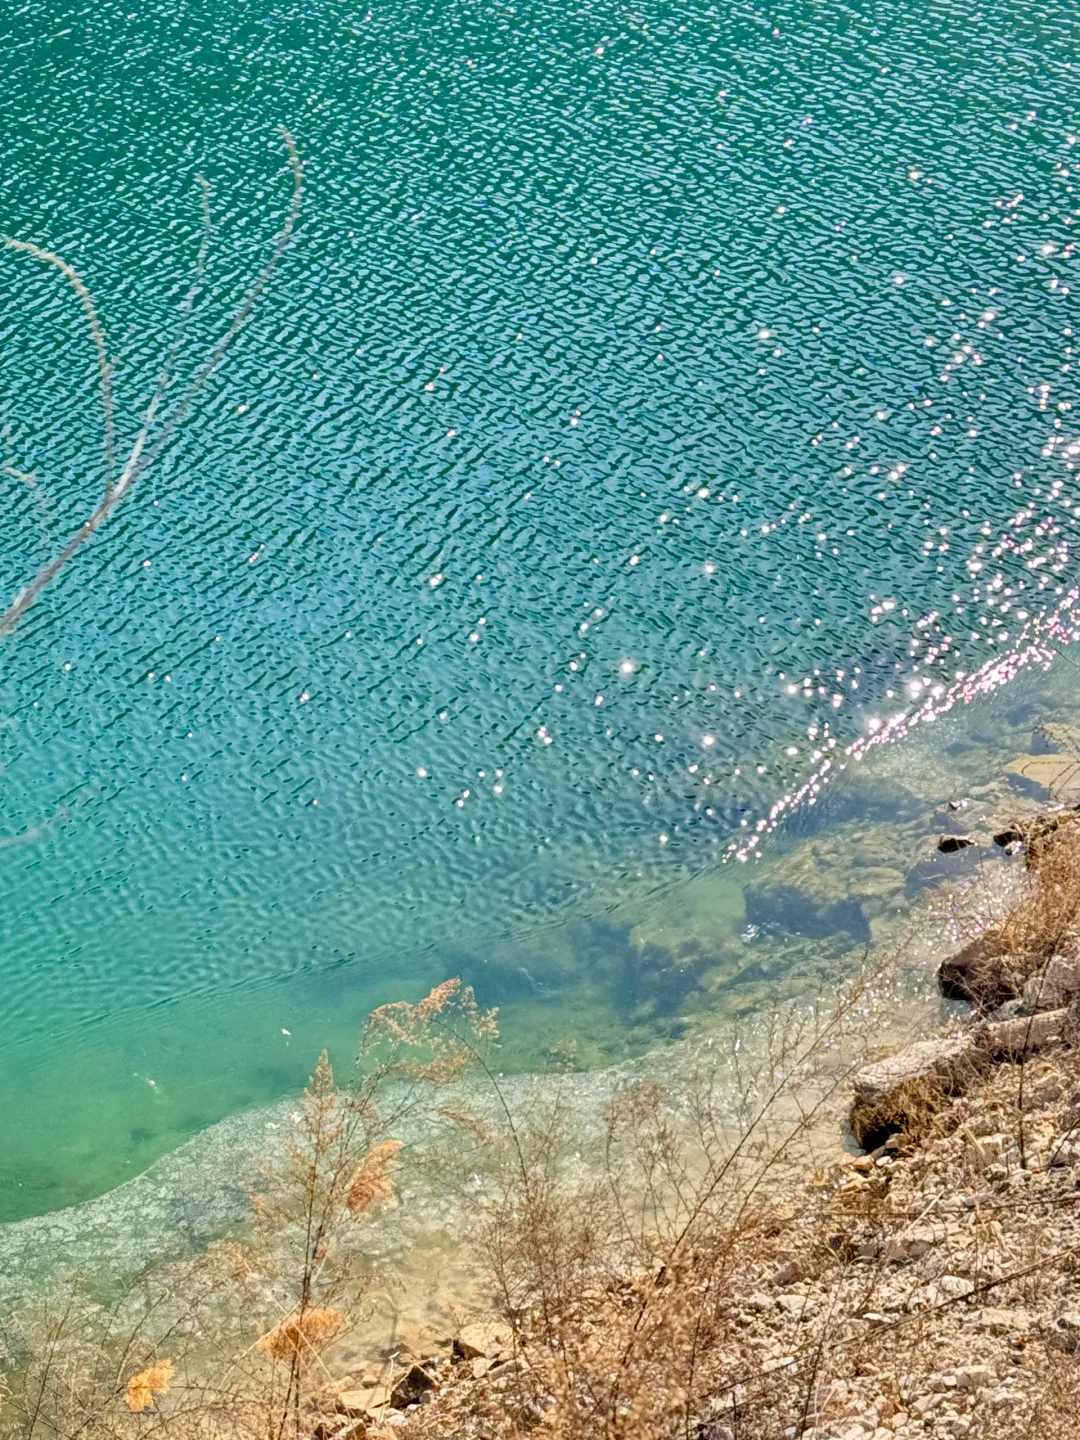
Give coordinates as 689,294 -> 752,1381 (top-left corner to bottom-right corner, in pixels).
937,810 -> 1080,1012
395,827 -> 1080,1440
1002,812 -> 1080,963
0,980 -> 497,1440
397,1034 -> 1080,1440
124,1360 -> 174,1413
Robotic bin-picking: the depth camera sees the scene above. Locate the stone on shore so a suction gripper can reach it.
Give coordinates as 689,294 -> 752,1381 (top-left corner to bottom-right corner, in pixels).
978,1008 -> 1070,1058
453,1321 -> 513,1362
937,931 -> 1017,1009
1021,956 -> 1079,1012
337,1384 -> 392,1416
850,1035 -> 984,1147
390,1364 -> 437,1409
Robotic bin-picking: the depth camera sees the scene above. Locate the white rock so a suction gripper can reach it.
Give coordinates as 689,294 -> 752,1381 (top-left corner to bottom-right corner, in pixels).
954,1365 -> 992,1391
776,1291 -> 819,1318
936,1275 -> 976,1300
974,1307 -> 1031,1334
454,1320 -> 513,1360
1022,956 -> 1079,1011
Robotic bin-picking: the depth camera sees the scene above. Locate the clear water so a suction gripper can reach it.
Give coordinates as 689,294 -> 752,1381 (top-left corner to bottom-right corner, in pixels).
0,0 -> 1077,1221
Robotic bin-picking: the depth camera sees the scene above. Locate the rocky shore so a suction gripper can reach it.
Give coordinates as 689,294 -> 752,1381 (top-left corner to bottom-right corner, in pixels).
315,1045 -> 1080,1440
314,800 -> 1080,1440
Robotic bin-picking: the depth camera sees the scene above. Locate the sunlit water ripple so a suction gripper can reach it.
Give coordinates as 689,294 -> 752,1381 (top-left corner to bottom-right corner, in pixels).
0,0 -> 1076,1221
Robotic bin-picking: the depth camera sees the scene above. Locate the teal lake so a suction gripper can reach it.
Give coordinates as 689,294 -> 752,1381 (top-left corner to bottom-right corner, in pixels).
0,0 -> 1078,1221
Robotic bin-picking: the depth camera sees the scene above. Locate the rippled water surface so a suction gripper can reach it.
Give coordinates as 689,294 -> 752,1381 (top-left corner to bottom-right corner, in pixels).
0,0 -> 1078,1219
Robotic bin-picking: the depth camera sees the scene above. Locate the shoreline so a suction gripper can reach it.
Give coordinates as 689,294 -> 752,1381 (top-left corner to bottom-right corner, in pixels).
3,748 -> 1080,1440
0,692 -> 1060,1296
331,800 -> 1080,1438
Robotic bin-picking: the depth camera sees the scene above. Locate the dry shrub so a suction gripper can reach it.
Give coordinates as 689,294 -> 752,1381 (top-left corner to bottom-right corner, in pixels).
365,978 -> 498,1084
1001,811 -> 1080,975
123,1359 -> 173,1413
16,939 -> 1080,1440
0,979 -> 497,1440
404,915 -> 1080,1440
347,1141 -> 404,1216
432,974 -> 891,1440
256,1307 -> 345,1362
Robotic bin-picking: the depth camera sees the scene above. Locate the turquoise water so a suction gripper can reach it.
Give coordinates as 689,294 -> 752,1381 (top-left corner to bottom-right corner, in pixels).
0,0 -> 1077,1220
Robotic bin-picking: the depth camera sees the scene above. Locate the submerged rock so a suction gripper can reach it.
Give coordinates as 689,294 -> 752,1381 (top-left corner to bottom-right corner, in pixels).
1005,752 -> 1080,801
744,830 -> 906,943
800,775 -> 923,827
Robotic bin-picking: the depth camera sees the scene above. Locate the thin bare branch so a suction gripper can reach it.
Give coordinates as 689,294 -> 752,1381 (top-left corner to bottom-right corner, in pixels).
0,128 -> 302,643
0,239 -> 116,501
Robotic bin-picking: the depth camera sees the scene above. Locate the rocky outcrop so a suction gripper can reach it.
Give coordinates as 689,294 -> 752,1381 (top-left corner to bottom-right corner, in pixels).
850,1004 -> 1075,1147
937,932 -> 1017,1009
978,1007 -> 1070,1059
849,1035 -> 985,1147
1021,955 -> 1080,1012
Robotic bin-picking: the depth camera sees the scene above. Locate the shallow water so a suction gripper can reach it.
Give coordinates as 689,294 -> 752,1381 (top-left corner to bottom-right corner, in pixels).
0,0 -> 1078,1221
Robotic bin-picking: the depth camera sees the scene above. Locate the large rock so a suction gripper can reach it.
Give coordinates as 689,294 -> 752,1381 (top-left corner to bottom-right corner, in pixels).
453,1321 -> 513,1362
938,932 -> 1018,1010
1021,956 -> 1079,1012
1004,753 -> 1080,803
337,1385 -> 392,1417
850,1004 -> 1075,1145
973,1307 -> 1031,1334
978,1008 -> 1069,1058
850,1035 -> 985,1147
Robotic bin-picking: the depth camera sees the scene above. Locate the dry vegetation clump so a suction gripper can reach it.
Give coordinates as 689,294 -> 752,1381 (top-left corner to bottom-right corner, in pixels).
393,1038 -> 1080,1440
389,817 -> 1080,1440
389,975 -> 908,1440
124,1360 -> 174,1413
942,809 -> 1080,1010
0,980 -> 497,1440
1001,812 -> 1080,965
